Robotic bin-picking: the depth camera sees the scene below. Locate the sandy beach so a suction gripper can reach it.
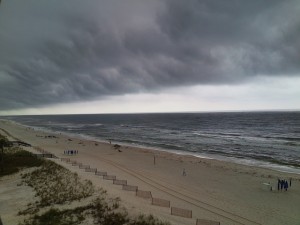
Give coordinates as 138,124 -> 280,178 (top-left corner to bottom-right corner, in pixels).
1,119 -> 300,225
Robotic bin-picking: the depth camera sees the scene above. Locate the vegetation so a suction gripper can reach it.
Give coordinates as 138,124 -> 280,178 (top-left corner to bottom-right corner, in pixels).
21,207 -> 87,225
20,160 -> 95,212
0,132 -> 170,225
0,134 -> 10,173
19,160 -> 170,225
0,134 -> 43,177
20,197 -> 170,225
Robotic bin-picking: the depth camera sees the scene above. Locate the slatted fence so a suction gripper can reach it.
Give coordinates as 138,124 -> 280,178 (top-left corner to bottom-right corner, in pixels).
95,171 -> 107,176
122,185 -> 138,191
113,179 -> 127,185
79,165 -> 90,169
103,175 -> 116,180
136,190 -> 152,199
171,207 -> 192,218
85,168 -> 97,172
151,198 -> 171,207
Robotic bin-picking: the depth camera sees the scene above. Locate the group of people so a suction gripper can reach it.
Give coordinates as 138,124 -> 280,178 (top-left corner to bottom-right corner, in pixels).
64,150 -> 79,155
277,179 -> 291,191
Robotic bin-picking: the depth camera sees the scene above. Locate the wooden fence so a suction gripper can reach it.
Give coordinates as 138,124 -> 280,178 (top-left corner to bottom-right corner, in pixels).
85,168 -> 97,172
79,165 -> 90,169
122,185 -> 138,191
136,190 -> 152,199
59,157 -> 224,225
151,198 -> 170,207
171,207 -> 192,218
95,171 -> 107,176
103,175 -> 116,180
113,179 -> 127,185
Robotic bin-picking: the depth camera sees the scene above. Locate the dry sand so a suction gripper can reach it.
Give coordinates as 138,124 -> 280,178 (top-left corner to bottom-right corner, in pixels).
1,120 -> 300,225
0,169 -> 37,225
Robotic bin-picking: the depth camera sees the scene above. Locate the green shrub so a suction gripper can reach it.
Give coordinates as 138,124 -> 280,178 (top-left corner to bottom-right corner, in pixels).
21,208 -> 85,225
0,147 -> 44,177
20,161 -> 95,212
129,215 -> 171,225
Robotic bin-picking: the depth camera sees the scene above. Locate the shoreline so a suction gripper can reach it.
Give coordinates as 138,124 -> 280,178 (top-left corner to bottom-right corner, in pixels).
1,119 -> 300,225
3,119 -> 300,175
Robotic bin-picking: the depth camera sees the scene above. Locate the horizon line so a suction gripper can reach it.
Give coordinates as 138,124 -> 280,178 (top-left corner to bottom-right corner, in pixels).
1,109 -> 300,117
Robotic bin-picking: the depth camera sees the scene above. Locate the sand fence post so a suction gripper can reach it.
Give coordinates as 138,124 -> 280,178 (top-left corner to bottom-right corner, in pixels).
196,219 -> 220,225
103,175 -> 116,180
113,179 -> 127,185
95,171 -> 107,176
171,207 -> 192,218
79,164 -> 90,170
85,168 -> 97,173
122,185 -> 138,192
136,190 -> 152,199
151,198 -> 171,208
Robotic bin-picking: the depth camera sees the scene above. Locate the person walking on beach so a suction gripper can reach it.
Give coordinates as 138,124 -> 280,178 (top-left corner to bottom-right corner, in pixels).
182,168 -> 186,176
280,180 -> 284,191
277,179 -> 281,191
289,178 -> 292,187
285,180 -> 289,191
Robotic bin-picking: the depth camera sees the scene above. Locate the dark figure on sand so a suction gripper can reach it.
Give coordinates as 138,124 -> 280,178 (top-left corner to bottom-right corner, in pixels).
64,150 -> 78,155
280,180 -> 284,191
278,179 -> 290,192
284,180 -> 289,191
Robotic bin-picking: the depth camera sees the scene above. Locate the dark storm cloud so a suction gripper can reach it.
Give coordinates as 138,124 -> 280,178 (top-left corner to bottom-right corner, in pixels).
157,0 -> 300,75
0,0 -> 299,110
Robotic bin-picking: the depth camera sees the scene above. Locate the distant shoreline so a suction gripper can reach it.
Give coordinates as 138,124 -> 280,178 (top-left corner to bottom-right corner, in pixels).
1,109 -> 300,117
2,117 -> 300,175
1,119 -> 300,225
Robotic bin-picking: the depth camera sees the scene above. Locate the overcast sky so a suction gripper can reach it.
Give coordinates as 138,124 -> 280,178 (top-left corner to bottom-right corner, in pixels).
0,0 -> 299,115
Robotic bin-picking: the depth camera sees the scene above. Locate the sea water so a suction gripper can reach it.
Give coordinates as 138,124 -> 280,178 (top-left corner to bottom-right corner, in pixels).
3,112 -> 300,173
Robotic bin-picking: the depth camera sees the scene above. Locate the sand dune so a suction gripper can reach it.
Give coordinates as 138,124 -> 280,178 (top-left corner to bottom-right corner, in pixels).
1,120 -> 300,225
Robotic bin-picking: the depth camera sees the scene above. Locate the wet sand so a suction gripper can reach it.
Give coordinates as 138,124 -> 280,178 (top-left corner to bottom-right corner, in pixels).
1,120 -> 300,225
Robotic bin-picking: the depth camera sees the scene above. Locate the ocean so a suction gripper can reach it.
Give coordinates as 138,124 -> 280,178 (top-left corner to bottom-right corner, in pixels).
2,112 -> 300,173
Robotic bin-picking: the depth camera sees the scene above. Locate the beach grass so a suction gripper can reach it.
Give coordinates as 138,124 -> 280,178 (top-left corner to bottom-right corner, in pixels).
0,133 -> 43,177
0,145 -> 43,177
0,135 -> 171,225
17,153 -> 170,225
21,199 -> 170,225
19,160 -> 96,214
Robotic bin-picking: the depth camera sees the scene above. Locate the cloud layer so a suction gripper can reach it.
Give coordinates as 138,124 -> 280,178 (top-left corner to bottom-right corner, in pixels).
0,0 -> 299,110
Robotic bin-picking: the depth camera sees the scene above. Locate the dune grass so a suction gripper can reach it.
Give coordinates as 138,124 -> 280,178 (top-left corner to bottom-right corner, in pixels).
0,146 -> 43,177
0,132 -> 171,225
21,199 -> 169,225
1,134 -> 44,177
19,160 -> 95,214
0,134 -> 170,225
19,159 -> 170,225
